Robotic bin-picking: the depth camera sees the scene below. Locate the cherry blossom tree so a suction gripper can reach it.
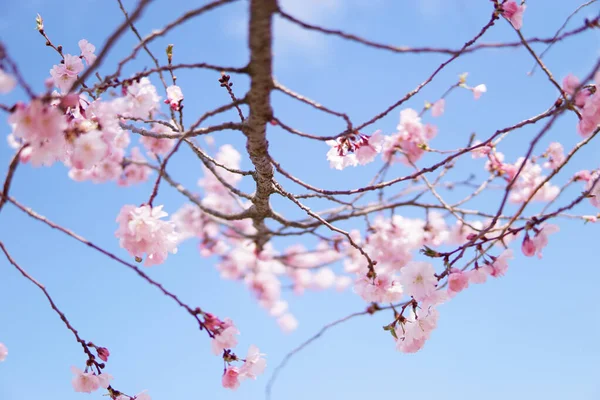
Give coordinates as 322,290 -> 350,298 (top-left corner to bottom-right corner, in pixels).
0,0 -> 599,399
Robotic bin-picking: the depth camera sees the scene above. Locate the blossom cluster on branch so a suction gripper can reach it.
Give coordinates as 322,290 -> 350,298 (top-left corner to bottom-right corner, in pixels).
1,0 -> 599,398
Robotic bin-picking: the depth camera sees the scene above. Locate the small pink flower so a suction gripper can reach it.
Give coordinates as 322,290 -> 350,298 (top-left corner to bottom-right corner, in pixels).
502,1 -> 526,30
472,84 -> 487,100
211,319 -> 239,355
521,233 -> 536,257
531,224 -> 559,258
49,54 -> 84,93
97,347 -> 110,362
467,267 -> 488,284
239,345 -> 267,380
543,142 -> 565,170
326,132 -> 383,169
562,74 -> 580,95
354,273 -> 404,303
574,170 -> 591,182
277,313 -> 298,333
0,69 -> 17,94
70,130 -> 109,170
222,367 -> 240,390
471,141 -> 492,159
0,343 -> 7,362
487,249 -> 514,278
355,131 -> 384,165
70,366 -> 112,393
118,391 -> 151,400
165,85 -> 184,111
78,39 -> 97,65
115,204 -> 179,266
398,261 -> 437,302
447,269 -> 469,294
431,99 -> 445,117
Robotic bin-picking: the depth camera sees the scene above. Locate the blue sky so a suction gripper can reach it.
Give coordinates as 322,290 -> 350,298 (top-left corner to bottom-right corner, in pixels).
1,1 -> 600,399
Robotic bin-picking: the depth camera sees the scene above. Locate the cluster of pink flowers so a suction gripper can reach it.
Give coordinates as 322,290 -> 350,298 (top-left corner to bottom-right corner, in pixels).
507,157 -> 560,203
570,74 -> 600,137
115,204 -> 179,266
542,142 -> 565,170
325,81 -> 490,170
394,306 -> 439,353
203,315 -> 266,390
5,38 -> 166,187
222,345 -> 267,390
8,99 -> 68,166
481,150 -> 559,203
326,131 -> 385,170
383,109 -> 437,165
70,367 -> 113,393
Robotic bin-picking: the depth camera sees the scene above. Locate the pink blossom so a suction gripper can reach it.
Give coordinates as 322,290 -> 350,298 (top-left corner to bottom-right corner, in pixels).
97,347 -> 110,362
120,77 -> 160,119
382,109 -> 433,165
70,366 -> 112,393
447,269 -> 469,295
0,69 -> 17,94
395,307 -> 438,353
577,91 -> 600,137
118,391 -> 151,400
502,1 -> 526,30
471,140 -> 492,159
472,84 -> 487,100
574,170 -> 592,182
0,343 -> 7,362
70,131 -> 109,170
487,249 -> 514,278
543,142 -> 565,170
521,233 -> 536,257
562,74 -> 580,95
355,131 -> 385,165
431,99 -> 445,117
222,367 -> 240,390
398,261 -> 437,302
49,54 -> 84,93
78,39 -> 97,65
165,85 -> 184,110
115,204 -> 178,266
508,157 -> 559,204
467,267 -> 488,284
531,224 -> 559,258
326,132 -> 383,170
211,319 -> 239,355
8,100 -> 68,166
354,273 -> 404,303
239,345 -> 267,380
277,313 -> 298,333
